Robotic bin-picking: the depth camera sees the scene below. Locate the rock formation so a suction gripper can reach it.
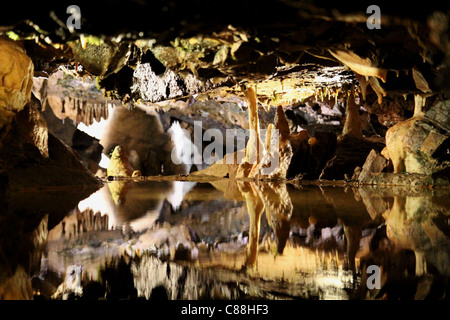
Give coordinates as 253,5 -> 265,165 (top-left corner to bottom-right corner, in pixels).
0,38 -> 34,143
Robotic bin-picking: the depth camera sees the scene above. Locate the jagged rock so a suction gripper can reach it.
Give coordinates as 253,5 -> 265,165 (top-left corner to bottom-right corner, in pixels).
131,62 -> 227,103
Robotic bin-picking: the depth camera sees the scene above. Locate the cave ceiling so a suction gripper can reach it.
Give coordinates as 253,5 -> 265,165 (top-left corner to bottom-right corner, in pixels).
1,0 -> 449,120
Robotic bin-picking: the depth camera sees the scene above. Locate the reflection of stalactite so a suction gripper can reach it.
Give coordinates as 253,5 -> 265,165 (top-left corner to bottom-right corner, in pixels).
61,208 -> 109,239
56,97 -> 110,126
76,208 -> 109,233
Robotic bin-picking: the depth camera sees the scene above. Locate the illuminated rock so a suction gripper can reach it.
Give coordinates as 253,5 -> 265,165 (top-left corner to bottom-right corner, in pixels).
383,100 -> 450,175
107,145 -> 135,177
0,39 -> 34,142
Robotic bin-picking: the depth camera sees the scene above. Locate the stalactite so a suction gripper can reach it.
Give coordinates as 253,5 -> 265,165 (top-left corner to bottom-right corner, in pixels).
368,76 -> 386,104
354,73 -> 369,101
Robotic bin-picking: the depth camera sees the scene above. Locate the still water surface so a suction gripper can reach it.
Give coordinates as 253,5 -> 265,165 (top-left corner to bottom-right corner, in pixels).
1,179 -> 449,300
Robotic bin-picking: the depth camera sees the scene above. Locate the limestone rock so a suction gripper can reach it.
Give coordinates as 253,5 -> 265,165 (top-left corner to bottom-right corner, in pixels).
341,88 -> 362,138
69,39 -> 131,77
358,149 -> 388,183
0,95 -> 101,190
0,39 -> 34,141
320,135 -> 384,180
107,145 -> 135,177
15,94 -> 49,158
384,100 -> 450,175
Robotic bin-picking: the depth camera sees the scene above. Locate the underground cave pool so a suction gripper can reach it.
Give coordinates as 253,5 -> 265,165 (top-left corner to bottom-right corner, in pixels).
1,178 -> 449,300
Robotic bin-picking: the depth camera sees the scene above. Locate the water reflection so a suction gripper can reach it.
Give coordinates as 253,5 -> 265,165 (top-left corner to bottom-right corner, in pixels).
0,178 -> 449,300
0,187 -> 97,299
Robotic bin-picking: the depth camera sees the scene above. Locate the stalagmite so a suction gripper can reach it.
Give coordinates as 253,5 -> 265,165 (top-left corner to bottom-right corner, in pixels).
341,87 -> 362,138
243,86 -> 264,165
252,105 -> 293,179
413,94 -> 425,117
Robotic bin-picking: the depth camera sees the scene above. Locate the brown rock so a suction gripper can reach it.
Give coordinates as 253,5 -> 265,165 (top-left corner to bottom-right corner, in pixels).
0,95 -> 101,190
358,149 -> 388,183
384,100 -> 450,175
320,135 -> 384,180
0,38 -> 34,141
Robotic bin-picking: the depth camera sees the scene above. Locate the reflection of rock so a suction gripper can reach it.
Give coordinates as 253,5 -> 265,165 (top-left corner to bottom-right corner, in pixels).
0,212 -> 48,300
52,265 -> 83,300
0,267 -> 33,300
383,195 -> 450,277
132,255 -> 241,299
79,181 -> 174,228
132,224 -> 195,261
32,70 -> 117,126
356,188 -> 450,299
49,208 -> 109,241
101,106 -> 185,175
